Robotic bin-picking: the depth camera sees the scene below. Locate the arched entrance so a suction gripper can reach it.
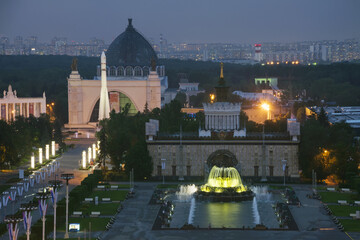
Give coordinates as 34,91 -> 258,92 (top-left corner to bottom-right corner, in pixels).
207,150 -> 238,168
89,91 -> 138,122
205,150 -> 240,177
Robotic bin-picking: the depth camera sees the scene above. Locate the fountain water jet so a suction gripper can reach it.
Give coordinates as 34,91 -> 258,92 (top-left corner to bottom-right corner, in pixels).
188,198 -> 196,224
252,197 -> 261,224
176,184 -> 197,202
196,165 -> 254,202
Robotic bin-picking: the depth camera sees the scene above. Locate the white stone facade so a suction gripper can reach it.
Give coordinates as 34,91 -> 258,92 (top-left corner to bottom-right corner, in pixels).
203,102 -> 241,131
0,85 -> 46,121
66,70 -> 162,129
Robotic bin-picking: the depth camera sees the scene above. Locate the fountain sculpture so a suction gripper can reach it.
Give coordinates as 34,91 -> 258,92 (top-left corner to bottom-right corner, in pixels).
196,166 -> 254,202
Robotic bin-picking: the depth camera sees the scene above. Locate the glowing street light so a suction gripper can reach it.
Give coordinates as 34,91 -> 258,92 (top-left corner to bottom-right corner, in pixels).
39,148 -> 43,165
210,94 -> 215,103
31,155 -> 35,169
45,144 -> 49,160
88,147 -> 92,164
261,103 -> 270,120
92,143 -> 96,159
51,141 -> 55,157
82,151 -> 86,169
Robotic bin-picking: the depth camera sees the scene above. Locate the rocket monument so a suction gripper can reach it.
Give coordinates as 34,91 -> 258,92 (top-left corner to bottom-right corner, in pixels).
98,51 -> 110,120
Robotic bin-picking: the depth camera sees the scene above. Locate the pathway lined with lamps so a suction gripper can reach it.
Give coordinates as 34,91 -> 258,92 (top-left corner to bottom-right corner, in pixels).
0,142 -> 95,240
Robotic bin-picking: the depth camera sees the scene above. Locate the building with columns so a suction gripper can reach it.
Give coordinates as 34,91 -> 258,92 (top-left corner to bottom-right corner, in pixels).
203,102 -> 241,131
65,19 -> 166,129
0,85 -> 46,121
147,63 -> 300,181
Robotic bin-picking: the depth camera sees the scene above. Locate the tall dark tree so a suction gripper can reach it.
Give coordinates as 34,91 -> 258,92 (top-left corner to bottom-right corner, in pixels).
124,140 -> 153,180
318,107 -> 329,127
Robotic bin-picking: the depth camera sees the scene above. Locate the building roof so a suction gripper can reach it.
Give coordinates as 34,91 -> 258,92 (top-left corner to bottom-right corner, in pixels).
106,19 -> 158,67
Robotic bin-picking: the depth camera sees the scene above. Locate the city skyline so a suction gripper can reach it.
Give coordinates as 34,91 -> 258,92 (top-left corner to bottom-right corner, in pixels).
1,0 -> 360,44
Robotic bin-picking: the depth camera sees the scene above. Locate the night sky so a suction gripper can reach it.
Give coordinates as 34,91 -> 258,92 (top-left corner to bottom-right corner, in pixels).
1,0 -> 359,44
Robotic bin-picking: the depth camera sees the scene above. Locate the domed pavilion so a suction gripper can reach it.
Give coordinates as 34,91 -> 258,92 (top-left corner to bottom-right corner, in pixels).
66,19 -> 167,130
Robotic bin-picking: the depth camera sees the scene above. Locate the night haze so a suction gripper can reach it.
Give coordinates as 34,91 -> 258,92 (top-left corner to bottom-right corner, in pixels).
1,0 -> 360,43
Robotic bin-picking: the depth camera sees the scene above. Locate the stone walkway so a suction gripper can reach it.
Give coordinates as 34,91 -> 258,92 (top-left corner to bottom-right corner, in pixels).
96,183 -> 352,240
289,185 -> 338,231
0,143 -> 92,240
100,182 -> 160,240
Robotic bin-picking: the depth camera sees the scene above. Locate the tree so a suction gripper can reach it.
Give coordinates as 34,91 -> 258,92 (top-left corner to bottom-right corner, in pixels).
174,92 -> 187,107
124,140 -> 153,180
318,107 -> 329,127
299,118 -> 328,178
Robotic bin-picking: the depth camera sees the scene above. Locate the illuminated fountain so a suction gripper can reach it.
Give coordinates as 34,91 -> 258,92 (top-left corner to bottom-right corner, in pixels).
196,166 -> 254,202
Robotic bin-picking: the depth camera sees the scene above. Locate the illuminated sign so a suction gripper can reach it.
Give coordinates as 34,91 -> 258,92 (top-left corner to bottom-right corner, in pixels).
69,223 -> 80,232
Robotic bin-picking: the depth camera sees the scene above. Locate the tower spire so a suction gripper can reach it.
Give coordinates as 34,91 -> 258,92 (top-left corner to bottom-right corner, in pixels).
220,62 -> 224,79
214,62 -> 229,102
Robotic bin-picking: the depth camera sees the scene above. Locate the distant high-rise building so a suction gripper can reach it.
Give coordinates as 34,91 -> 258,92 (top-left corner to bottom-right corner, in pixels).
321,45 -> 328,61
14,36 -> 23,47
159,34 -> 168,58
254,44 -> 262,62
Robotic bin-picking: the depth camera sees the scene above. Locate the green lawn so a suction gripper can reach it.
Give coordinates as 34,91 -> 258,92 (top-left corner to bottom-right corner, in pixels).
0,185 -> 11,193
339,219 -> 360,232
78,203 -> 120,216
328,205 -> 360,217
115,184 -> 130,188
89,190 -> 128,201
63,217 -> 110,231
156,184 -> 179,189
319,192 -> 359,203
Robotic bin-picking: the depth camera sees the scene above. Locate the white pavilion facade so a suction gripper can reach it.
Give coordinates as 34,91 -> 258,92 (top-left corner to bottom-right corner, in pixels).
0,85 -> 46,121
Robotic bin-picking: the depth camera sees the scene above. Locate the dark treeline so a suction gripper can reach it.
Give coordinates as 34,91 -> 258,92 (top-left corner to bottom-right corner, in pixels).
0,115 -> 63,169
1,55 -> 360,123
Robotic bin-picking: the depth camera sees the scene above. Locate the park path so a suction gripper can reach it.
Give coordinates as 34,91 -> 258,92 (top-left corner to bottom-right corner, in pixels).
0,143 -> 93,240
289,185 -> 338,231
100,182 -> 160,240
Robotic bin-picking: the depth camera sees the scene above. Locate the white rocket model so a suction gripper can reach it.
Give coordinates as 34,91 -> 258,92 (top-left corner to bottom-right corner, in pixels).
98,51 -> 110,120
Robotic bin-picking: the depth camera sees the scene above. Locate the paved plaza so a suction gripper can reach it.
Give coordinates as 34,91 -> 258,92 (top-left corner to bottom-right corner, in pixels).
1,142 -> 359,240
100,182 -> 356,240
0,143 -> 92,240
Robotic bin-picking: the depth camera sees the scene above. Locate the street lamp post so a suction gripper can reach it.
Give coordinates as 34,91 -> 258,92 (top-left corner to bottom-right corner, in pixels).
49,179 -> 62,240
260,103 -> 270,182
88,147 -> 92,164
61,173 -> 74,239
20,203 -> 37,240
46,144 -> 50,160
4,214 -> 23,240
282,159 -> 287,186
51,141 -> 55,157
37,191 -> 50,240
39,148 -> 43,165
161,159 -> 166,185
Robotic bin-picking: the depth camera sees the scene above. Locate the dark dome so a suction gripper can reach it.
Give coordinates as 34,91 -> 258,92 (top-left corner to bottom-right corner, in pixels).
106,19 -> 158,67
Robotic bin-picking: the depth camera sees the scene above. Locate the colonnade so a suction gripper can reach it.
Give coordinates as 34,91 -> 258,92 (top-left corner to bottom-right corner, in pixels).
205,114 -> 240,130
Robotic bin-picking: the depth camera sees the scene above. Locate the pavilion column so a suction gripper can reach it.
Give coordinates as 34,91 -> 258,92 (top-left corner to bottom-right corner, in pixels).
5,103 -> 8,121
27,103 -> 29,117
216,115 -> 218,130
227,115 -> 230,130
211,115 -> 214,130
236,115 -> 239,130
205,115 -> 208,130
